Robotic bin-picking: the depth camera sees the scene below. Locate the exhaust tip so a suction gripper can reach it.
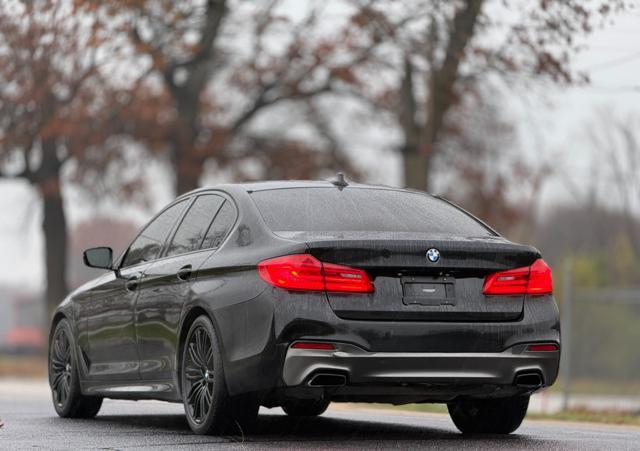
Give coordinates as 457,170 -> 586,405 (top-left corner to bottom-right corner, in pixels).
308,373 -> 347,387
515,372 -> 543,388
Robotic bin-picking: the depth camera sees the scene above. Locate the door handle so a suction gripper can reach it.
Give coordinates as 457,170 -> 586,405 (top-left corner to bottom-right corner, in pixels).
177,265 -> 192,281
125,275 -> 139,292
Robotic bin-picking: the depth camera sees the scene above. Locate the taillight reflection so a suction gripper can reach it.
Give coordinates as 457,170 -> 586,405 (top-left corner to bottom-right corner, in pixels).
290,342 -> 336,350
526,343 -> 559,352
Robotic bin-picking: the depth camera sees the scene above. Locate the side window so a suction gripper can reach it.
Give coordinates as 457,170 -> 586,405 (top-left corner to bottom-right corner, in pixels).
201,201 -> 236,250
166,195 -> 225,257
122,200 -> 187,267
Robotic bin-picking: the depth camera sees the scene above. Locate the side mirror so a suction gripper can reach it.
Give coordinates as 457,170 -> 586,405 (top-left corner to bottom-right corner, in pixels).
83,247 -> 113,270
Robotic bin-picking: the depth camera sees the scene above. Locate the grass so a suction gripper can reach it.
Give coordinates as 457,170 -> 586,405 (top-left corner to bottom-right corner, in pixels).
353,403 -> 640,426
547,380 -> 640,397
0,355 -> 47,378
527,408 -> 640,426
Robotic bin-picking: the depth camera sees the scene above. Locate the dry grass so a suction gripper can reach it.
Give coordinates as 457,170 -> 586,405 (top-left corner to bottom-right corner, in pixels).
527,408 -> 640,426
357,403 -> 640,426
0,355 -> 47,378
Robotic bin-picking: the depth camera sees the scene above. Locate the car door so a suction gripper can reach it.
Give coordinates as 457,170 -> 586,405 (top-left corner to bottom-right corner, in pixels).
135,194 -> 237,381
84,200 -> 188,381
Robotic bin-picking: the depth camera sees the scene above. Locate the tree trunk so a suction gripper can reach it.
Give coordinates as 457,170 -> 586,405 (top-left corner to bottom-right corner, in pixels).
171,114 -> 203,195
175,155 -> 204,195
398,57 -> 432,192
402,151 -> 432,191
425,0 -> 484,148
405,0 -> 484,192
36,142 -> 67,316
171,81 -> 205,195
41,182 -> 68,316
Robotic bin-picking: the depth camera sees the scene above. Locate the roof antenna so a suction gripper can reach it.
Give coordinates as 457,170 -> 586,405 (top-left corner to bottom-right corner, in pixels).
329,172 -> 349,190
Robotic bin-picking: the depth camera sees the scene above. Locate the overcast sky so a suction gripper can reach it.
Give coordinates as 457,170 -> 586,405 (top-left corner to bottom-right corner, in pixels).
1,10 -> 640,290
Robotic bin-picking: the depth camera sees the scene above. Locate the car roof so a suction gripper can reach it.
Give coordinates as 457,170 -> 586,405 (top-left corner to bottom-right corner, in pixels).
239,180 -> 400,192
181,180 -> 420,197
170,180 -> 498,238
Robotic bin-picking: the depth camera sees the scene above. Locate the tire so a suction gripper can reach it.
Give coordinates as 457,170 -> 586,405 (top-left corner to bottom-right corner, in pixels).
447,395 -> 529,434
49,319 -> 103,418
181,315 -> 259,435
282,398 -> 330,417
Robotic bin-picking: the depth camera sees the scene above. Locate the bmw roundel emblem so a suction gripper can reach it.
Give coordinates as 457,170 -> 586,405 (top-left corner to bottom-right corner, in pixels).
426,248 -> 440,263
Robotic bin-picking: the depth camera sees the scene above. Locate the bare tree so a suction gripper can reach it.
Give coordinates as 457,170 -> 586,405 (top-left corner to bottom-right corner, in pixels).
434,89 -> 552,237
587,109 -> 640,256
342,0 -> 626,190
87,0 -> 363,194
0,0 -> 117,311
0,0 -> 149,310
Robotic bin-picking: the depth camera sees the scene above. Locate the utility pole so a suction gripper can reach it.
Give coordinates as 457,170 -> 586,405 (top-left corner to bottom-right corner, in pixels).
561,259 -> 573,411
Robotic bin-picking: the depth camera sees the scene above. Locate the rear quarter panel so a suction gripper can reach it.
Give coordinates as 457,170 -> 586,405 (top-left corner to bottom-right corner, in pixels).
181,186 -> 307,395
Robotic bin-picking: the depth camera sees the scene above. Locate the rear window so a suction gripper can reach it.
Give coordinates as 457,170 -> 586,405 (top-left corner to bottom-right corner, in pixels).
251,187 -> 493,236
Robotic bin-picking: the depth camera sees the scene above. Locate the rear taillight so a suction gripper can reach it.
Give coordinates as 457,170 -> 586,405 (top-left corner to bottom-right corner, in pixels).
322,261 -> 374,293
290,342 -> 336,350
483,258 -> 553,296
258,254 -> 374,293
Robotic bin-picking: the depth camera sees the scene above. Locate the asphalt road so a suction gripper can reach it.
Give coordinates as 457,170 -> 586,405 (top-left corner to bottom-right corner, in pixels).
1,381 -> 639,450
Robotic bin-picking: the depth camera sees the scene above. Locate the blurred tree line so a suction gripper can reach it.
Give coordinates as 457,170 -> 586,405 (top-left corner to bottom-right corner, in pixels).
0,0 -> 631,313
538,208 -> 640,384
535,120 -> 640,384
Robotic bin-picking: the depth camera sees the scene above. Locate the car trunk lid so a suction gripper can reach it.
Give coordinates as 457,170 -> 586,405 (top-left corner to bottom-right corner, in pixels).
283,232 -> 540,322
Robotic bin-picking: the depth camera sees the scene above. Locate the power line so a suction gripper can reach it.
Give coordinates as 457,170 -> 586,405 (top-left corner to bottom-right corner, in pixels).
559,83 -> 640,94
584,84 -> 640,93
585,50 -> 640,73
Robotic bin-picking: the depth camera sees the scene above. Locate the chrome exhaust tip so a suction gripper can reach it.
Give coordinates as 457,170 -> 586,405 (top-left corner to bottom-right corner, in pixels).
307,373 -> 347,387
515,372 -> 543,388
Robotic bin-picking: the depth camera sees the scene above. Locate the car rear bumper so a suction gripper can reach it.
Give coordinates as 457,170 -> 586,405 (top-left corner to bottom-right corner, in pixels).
219,290 -> 561,398
282,341 -> 560,389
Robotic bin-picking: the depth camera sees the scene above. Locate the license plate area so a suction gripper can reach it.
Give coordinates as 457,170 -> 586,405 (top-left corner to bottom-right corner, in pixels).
402,276 -> 455,306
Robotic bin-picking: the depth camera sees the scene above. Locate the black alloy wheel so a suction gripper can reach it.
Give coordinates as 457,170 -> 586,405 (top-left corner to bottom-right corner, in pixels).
181,315 -> 259,435
50,325 -> 73,408
48,319 -> 103,418
183,324 -> 216,424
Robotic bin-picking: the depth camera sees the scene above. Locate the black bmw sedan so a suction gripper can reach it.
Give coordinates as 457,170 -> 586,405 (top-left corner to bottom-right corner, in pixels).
48,179 -> 560,435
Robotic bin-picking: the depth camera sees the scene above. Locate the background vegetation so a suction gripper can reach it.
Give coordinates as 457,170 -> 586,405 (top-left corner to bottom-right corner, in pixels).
0,0 -> 638,400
